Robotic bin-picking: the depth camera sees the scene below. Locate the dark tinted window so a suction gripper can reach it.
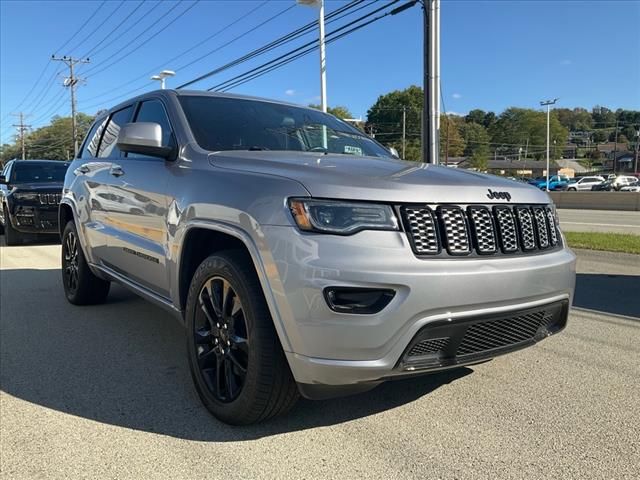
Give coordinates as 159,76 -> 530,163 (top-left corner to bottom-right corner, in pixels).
80,117 -> 108,159
133,100 -> 174,147
178,96 -> 392,158
98,106 -> 134,158
11,162 -> 69,183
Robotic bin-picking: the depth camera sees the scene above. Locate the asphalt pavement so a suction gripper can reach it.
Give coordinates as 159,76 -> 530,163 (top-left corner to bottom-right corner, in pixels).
1,240 -> 639,479
558,208 -> 640,234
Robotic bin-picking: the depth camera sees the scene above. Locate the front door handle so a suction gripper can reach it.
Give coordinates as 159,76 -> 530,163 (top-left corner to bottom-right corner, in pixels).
74,164 -> 90,175
110,164 -> 125,177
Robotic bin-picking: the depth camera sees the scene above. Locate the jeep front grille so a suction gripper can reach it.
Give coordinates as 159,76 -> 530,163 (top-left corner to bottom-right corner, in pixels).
400,204 -> 560,257
38,193 -> 62,205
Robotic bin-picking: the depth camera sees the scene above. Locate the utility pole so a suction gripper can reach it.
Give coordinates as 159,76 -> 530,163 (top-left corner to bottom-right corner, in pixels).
524,138 -> 529,160
634,127 -> 639,175
421,0 -> 440,164
612,119 -> 619,174
52,55 -> 90,157
402,106 -> 407,159
11,112 -> 31,160
540,98 -> 559,191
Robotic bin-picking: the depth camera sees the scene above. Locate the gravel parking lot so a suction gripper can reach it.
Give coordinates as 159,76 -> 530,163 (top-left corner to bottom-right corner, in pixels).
1,241 -> 639,479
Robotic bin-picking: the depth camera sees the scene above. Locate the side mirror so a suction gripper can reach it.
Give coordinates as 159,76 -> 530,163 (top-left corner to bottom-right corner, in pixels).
116,122 -> 175,160
388,147 -> 400,159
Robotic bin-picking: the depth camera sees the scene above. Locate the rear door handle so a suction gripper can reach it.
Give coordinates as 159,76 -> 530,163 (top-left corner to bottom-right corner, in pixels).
74,164 -> 90,175
110,164 -> 125,177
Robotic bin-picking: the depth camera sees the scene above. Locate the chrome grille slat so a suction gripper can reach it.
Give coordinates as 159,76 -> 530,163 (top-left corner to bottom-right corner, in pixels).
468,206 -> 497,254
515,207 -> 536,251
438,206 -> 470,255
400,204 -> 561,257
38,193 -> 61,205
402,206 -> 439,254
533,207 -> 550,249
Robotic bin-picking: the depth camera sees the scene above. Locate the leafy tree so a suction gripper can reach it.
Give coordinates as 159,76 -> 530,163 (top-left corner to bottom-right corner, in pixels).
555,108 -> 593,132
308,104 -> 353,119
489,108 -> 568,160
440,114 -> 465,158
0,113 -> 94,162
366,85 -> 423,158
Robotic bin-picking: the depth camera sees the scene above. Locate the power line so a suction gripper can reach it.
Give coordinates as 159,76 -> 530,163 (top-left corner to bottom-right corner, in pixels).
68,0 -> 129,56
211,1 -> 405,92
53,1 -> 108,55
83,1 -> 200,79
177,0 -> 373,89
78,0 -> 277,105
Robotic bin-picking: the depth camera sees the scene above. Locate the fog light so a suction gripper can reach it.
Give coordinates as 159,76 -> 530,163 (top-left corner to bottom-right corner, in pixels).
323,287 -> 395,314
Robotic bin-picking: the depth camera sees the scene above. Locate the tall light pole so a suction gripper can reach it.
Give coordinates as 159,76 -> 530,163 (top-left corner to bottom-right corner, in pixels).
297,0 -> 327,148
151,70 -> 175,89
540,98 -> 559,191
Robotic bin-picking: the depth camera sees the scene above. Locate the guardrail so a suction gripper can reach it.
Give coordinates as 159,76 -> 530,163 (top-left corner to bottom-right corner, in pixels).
549,191 -> 640,211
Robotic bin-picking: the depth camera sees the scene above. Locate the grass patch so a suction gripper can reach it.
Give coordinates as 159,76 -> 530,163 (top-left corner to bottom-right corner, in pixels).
564,231 -> 640,255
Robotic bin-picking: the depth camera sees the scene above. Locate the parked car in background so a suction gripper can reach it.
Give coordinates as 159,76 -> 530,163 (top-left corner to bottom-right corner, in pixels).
528,175 -> 570,191
566,176 -> 605,191
620,180 -> 640,192
591,180 -> 614,191
611,175 -> 638,191
58,89 -> 576,425
0,159 -> 69,245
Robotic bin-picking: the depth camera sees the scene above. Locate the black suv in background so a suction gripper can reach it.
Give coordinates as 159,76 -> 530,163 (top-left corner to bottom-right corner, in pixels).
0,159 -> 69,245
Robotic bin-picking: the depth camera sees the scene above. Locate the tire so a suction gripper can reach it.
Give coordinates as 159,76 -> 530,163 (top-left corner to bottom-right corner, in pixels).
4,208 -> 23,246
568,187 -> 576,191
185,251 -> 299,425
61,220 -> 111,305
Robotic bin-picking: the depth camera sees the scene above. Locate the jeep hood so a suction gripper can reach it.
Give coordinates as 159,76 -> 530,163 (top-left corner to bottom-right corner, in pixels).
209,151 -> 550,204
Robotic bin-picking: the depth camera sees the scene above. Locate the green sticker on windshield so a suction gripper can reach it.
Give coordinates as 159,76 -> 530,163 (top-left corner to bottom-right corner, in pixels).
344,145 -> 363,156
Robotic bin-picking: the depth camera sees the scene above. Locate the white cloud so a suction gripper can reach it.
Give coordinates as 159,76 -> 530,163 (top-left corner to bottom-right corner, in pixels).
285,89 -> 296,96
452,93 -> 462,99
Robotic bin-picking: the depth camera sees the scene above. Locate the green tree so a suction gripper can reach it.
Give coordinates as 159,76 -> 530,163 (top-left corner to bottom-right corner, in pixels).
489,108 -> 568,160
366,85 -> 423,159
440,114 -> 465,158
308,104 -> 353,119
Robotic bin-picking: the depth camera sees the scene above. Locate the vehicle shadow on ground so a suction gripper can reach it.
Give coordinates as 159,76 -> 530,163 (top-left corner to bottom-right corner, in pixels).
574,273 -> 640,318
0,268 -> 471,441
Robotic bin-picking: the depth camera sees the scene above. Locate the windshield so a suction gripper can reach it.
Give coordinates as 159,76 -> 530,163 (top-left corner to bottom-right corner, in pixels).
11,162 -> 68,183
178,96 -> 393,158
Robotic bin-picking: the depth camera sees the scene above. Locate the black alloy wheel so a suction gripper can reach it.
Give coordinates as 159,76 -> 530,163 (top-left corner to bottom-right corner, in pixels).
63,229 -> 80,294
194,276 -> 249,403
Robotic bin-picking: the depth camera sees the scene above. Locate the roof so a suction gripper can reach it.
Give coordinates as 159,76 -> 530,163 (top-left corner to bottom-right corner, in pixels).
105,89 -> 314,116
11,159 -> 69,164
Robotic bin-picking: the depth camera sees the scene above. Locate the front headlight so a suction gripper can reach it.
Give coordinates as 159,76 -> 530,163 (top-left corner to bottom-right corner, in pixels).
13,192 -> 39,201
288,198 -> 399,235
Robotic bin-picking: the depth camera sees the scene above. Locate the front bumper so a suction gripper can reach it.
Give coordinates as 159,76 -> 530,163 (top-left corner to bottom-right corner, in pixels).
260,226 -> 576,387
8,204 -> 59,233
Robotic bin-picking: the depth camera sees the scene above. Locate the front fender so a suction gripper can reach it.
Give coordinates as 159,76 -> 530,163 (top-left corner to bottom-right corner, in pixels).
174,220 -> 293,353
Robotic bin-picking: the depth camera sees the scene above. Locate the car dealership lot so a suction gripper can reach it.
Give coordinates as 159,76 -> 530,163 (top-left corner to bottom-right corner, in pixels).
1,241 -> 639,480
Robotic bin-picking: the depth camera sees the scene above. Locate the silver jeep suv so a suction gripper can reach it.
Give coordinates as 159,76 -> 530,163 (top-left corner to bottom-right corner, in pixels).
60,90 -> 576,424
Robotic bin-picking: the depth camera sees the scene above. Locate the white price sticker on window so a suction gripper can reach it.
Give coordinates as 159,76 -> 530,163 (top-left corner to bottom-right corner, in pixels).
344,145 -> 363,156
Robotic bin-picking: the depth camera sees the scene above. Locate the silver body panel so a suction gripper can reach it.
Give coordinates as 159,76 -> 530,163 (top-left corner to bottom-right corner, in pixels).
62,90 -> 576,387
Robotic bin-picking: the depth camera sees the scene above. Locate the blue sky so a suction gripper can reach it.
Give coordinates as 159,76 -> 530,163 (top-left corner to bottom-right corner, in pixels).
1,0 -> 639,144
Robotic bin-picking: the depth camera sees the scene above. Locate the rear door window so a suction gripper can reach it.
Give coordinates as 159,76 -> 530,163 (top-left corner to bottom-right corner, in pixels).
97,106 -> 134,158
80,117 -> 108,159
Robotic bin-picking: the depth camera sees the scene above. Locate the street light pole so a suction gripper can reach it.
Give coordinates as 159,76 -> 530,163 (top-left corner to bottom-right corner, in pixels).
540,98 -> 558,191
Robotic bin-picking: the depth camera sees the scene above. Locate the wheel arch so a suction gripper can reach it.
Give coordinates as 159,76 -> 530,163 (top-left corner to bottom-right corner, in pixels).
176,222 -> 292,352
59,201 -> 74,237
